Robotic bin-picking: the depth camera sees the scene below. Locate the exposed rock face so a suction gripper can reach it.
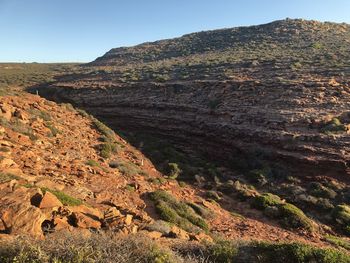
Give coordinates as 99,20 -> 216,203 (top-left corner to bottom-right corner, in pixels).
0,184 -> 46,237
39,79 -> 350,181
36,19 -> 350,181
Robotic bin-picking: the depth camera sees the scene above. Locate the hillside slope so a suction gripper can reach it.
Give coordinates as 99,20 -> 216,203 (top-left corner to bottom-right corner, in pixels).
40,19 -> 350,179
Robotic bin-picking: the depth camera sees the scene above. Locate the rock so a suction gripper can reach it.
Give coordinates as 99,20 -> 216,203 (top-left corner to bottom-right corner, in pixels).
35,179 -> 65,191
39,192 -> 63,209
0,187 -> 46,237
14,109 -> 29,123
124,214 -> 133,226
68,205 -> 103,220
0,140 -> 12,147
104,207 -> 121,222
190,232 -> 213,242
72,212 -> 101,229
0,158 -> 17,169
143,230 -> 163,239
0,218 -> 5,232
53,217 -> 73,231
168,225 -> 189,240
0,103 -> 13,121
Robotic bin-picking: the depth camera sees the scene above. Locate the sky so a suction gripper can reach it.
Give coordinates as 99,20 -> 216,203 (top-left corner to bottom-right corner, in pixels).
0,0 -> 349,62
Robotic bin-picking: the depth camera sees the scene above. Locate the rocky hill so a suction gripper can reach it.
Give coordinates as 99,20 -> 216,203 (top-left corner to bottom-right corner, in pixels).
39,19 -> 350,182
2,19 -> 350,261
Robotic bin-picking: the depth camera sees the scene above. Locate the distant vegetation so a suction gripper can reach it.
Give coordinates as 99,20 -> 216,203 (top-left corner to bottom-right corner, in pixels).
86,19 -> 350,84
0,63 -> 78,95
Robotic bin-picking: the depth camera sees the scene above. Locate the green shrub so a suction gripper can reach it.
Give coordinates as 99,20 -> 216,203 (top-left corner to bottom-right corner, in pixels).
86,159 -> 100,167
325,235 -> 350,250
149,190 -> 209,232
46,123 -> 60,137
247,242 -> 349,263
332,204 -> 350,235
251,193 -> 313,231
0,173 -> 21,184
109,159 -> 140,176
206,190 -> 221,201
187,202 -> 211,219
166,163 -> 181,179
91,117 -> 115,141
40,187 -> 82,206
251,193 -> 282,210
279,203 -> 313,231
309,182 -> 337,199
247,169 -> 269,186
207,240 -> 238,263
0,147 -> 10,152
321,118 -> 347,134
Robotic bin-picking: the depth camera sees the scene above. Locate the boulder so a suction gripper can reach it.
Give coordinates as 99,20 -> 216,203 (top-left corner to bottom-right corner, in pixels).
0,187 -> 46,237
0,103 -> 13,121
68,205 -> 103,220
39,192 -> 63,209
71,212 -> 101,229
124,214 -> 133,226
168,225 -> 189,240
53,217 -> 73,231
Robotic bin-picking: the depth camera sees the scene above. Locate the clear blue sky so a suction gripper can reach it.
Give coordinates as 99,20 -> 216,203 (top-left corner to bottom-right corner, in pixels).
1,0 -> 349,62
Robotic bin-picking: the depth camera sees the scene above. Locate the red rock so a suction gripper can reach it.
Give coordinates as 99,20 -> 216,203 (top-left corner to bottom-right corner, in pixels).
39,192 -> 63,209
71,212 -> 101,229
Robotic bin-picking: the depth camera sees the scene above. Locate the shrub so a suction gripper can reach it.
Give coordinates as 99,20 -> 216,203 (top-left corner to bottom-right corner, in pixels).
109,159 -> 140,176
325,235 -> 350,250
187,202 -> 211,219
207,240 -> 238,263
0,173 -> 21,184
309,182 -> 337,199
0,232 -> 180,263
332,204 -> 350,235
251,193 -> 313,231
247,241 -> 349,263
46,123 -> 60,137
251,193 -> 282,210
86,159 -> 100,167
279,203 -> 313,231
144,220 -> 171,235
206,190 -> 221,201
91,117 -> 115,141
321,118 -> 347,134
166,162 -> 181,179
40,188 -> 82,206
149,190 -> 209,232
0,146 -> 10,152
247,169 -> 269,186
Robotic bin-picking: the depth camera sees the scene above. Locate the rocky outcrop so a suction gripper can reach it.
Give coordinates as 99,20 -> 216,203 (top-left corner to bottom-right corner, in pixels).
38,78 -> 350,181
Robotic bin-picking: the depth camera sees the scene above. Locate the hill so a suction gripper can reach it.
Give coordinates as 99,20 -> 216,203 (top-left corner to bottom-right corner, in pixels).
2,19 -> 350,261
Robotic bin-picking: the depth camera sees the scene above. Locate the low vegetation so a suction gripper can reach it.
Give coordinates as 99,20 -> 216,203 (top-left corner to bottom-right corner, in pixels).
321,118 -> 348,134
0,173 -> 21,184
251,193 -> 313,231
1,233 -> 348,263
325,235 -> 350,250
149,190 -> 209,232
332,204 -> 350,235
